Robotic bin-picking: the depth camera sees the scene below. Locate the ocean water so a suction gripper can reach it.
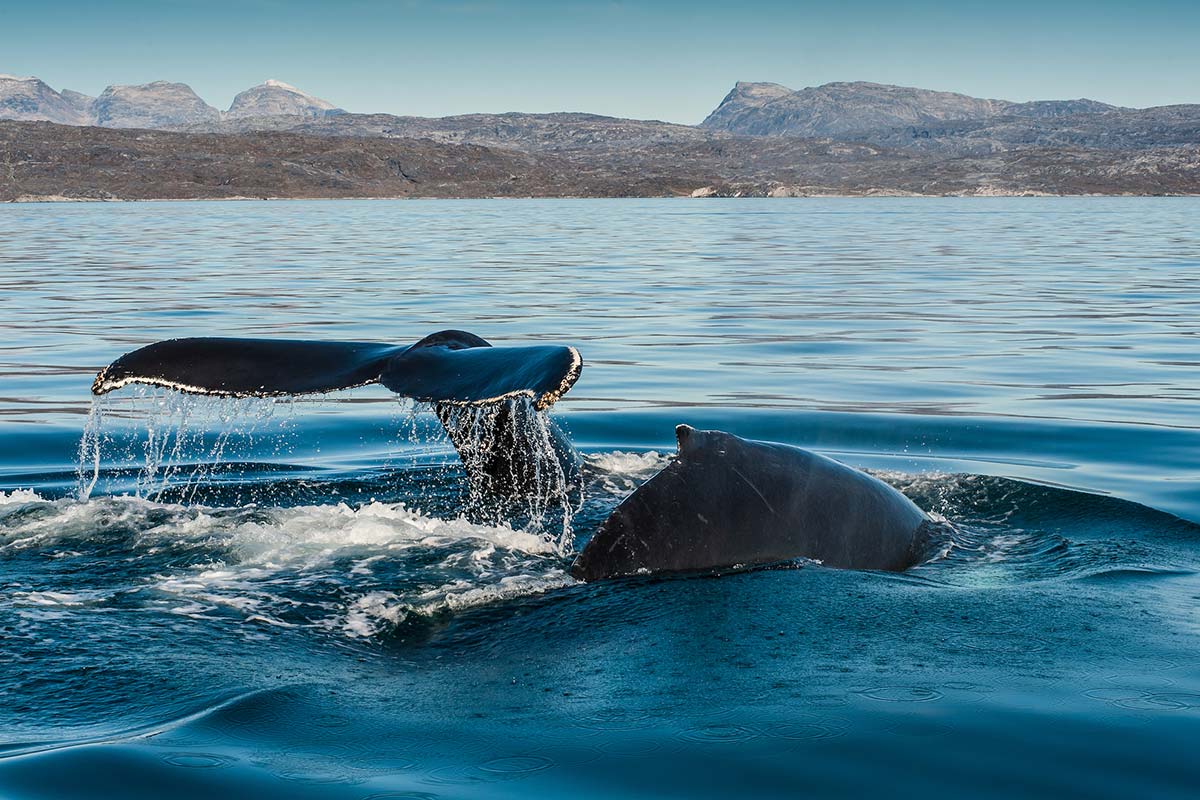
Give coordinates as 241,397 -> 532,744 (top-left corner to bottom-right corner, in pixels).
1,197 -> 1199,798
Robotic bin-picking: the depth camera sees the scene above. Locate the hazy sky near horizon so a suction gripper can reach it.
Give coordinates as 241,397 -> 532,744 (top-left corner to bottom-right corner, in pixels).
4,0 -> 1198,123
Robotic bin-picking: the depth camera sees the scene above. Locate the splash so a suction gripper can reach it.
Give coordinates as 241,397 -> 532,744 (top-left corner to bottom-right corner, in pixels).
75,387 -> 298,502
72,389 -> 581,551
76,397 -> 107,501
434,397 -> 580,551
584,450 -> 670,498
0,488 -> 44,507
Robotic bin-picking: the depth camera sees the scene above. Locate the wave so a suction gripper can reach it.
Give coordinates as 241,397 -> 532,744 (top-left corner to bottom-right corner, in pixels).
1,490 -> 571,638
3,457 -> 1198,641
883,472 -> 1200,586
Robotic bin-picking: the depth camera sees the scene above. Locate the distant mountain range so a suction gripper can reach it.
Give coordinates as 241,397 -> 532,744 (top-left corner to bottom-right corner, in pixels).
0,74 -> 339,128
699,81 -> 1122,136
699,81 -> 1200,155
2,73 -> 1198,199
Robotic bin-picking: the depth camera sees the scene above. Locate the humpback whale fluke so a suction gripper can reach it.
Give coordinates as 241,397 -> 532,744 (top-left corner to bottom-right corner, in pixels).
91,330 -> 584,498
91,329 -> 582,411
570,426 -> 930,581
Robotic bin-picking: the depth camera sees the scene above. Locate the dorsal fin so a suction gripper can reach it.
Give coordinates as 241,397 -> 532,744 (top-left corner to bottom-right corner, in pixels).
675,424 -> 697,453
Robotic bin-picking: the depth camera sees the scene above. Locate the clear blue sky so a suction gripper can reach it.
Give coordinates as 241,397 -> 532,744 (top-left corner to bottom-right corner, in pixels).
4,0 -> 1198,123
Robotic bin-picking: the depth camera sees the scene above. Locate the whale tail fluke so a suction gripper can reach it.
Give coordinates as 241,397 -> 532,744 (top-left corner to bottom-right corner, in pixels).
91,337 -> 402,398
90,330 -> 584,498
380,340 -> 581,411
91,330 -> 582,410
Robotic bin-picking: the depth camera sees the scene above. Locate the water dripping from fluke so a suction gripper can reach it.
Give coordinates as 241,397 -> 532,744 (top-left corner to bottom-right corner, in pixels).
432,397 -> 581,553
72,388 -> 582,553
73,387 -> 301,505
76,395 -> 107,501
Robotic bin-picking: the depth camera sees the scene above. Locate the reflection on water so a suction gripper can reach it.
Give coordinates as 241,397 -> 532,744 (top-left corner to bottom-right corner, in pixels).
1,198 -> 1199,799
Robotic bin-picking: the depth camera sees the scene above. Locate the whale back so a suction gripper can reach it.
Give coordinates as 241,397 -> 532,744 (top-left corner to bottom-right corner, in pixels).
570,426 -> 928,581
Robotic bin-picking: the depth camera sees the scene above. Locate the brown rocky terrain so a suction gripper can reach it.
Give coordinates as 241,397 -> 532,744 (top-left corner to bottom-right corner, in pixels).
3,120 -> 1197,201
841,105 -> 1200,156
0,121 -> 693,201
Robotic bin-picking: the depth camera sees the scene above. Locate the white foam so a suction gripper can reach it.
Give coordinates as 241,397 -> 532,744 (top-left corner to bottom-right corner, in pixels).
1,492 -> 570,635
12,590 -> 95,607
1,494 -> 135,552
585,450 -> 670,497
586,450 -> 669,477
0,489 -> 44,506
223,501 -> 559,564
339,571 -> 574,637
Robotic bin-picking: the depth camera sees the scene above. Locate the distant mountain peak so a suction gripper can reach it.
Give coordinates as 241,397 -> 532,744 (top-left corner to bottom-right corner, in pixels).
732,80 -> 792,91
93,81 -> 220,128
0,73 -> 92,124
226,80 -> 337,119
701,81 -> 795,128
702,79 -> 1010,136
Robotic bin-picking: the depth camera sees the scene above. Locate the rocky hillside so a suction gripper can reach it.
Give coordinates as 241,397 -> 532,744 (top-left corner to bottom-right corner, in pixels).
3,72 -> 1195,160
701,81 -> 1011,137
4,120 -> 1197,201
183,110 -> 717,156
845,104 -> 1200,155
218,90 -> 1194,164
0,121 -> 689,201
1004,99 -> 1122,118
696,80 -> 1199,158
698,82 -> 794,131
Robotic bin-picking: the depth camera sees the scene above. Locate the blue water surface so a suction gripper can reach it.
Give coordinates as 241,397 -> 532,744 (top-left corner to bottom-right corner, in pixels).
1,198 -> 1198,798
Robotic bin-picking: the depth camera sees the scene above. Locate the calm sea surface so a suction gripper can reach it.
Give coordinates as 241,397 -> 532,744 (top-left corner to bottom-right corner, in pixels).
1,198 -> 1198,798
